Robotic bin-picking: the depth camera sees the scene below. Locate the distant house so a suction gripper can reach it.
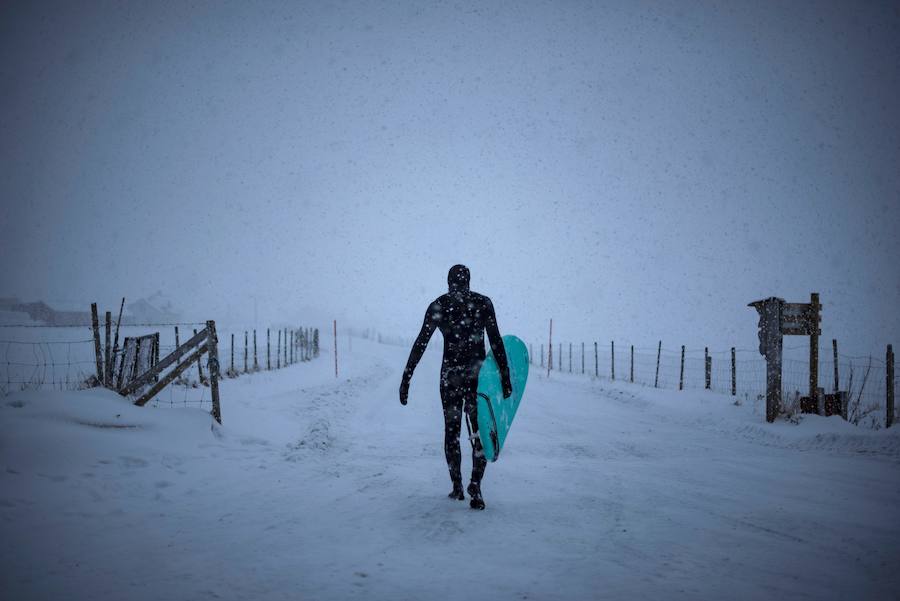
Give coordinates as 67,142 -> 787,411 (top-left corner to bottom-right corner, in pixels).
123,295 -> 181,325
4,300 -> 91,326
0,297 -> 21,310
0,295 -> 181,326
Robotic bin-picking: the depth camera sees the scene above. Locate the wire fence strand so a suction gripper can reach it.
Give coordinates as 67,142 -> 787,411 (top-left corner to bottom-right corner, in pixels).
534,339 -> 896,430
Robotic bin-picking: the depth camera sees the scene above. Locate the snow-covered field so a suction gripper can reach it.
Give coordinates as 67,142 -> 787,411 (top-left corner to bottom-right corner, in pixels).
1,337 -> 898,600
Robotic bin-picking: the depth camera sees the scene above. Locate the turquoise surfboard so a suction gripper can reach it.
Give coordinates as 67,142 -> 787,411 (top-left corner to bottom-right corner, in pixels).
474,335 -> 529,462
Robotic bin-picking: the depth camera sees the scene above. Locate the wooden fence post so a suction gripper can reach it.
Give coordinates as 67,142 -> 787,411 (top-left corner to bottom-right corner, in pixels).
284,328 -> 288,367
630,345 -> 634,383
705,347 -> 710,389
110,298 -> 125,381
654,341 -> 661,388
679,345 -> 685,390
810,292 -> 820,406
175,326 -> 180,347
887,344 -> 894,429
104,311 -> 111,387
547,319 -> 553,377
277,330 -> 281,369
254,330 -> 258,371
194,329 -> 205,383
731,347 -> 736,396
230,333 -> 235,375
267,328 -> 271,370
832,339 -> 839,392
207,320 -> 222,424
611,341 -> 615,381
594,342 -> 598,377
91,303 -> 103,383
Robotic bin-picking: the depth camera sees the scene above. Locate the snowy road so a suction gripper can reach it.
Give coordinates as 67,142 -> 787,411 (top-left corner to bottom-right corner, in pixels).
2,338 -> 899,600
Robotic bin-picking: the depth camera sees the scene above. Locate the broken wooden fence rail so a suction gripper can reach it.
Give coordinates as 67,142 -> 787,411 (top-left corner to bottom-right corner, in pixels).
118,321 -> 222,424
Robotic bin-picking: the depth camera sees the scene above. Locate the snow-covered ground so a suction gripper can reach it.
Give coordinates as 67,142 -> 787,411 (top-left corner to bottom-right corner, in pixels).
1,337 -> 898,600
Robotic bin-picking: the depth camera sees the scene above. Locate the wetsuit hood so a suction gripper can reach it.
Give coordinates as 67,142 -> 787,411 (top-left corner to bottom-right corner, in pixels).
448,264 -> 470,293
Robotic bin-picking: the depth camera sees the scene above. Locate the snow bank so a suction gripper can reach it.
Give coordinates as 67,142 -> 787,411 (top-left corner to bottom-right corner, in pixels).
1,337 -> 898,601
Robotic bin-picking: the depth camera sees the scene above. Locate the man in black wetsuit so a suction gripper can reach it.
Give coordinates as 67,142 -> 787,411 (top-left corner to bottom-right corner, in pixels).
399,264 -> 512,510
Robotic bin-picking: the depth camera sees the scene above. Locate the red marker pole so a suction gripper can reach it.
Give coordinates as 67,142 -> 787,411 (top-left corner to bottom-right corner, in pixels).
547,318 -> 553,378
333,320 -> 338,378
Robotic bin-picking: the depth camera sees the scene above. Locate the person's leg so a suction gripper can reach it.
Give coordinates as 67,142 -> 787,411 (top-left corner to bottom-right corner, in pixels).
463,386 -> 487,484
440,369 -> 464,496
462,375 -> 487,509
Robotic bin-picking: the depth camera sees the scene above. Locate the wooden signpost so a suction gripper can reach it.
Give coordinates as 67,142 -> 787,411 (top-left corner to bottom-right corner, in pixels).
749,292 -> 822,423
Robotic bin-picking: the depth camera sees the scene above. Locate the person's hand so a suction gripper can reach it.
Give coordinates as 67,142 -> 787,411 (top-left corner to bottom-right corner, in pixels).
502,378 -> 513,399
399,379 -> 409,406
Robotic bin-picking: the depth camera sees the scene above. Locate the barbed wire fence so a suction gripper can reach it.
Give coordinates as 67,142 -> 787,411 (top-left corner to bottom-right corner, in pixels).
1,322 -> 321,411
530,339 -> 895,430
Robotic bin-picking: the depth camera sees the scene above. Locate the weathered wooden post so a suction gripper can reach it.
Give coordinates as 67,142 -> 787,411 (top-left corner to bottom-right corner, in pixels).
679,345 -> 685,390
654,341 -> 661,388
809,292 -> 821,407
547,319 -> 553,377
749,297 -> 784,423
253,330 -> 258,371
277,329 -> 281,369
630,345 -> 634,383
193,329 -> 205,383
91,303 -> 103,383
611,341 -> 615,381
267,328 -> 271,370
207,320 -> 222,424
230,333 -> 235,375
832,339 -> 839,392
731,347 -> 736,396
887,344 -> 895,429
104,311 -> 112,387
109,298 -> 125,380
705,347 -> 710,389
175,326 -> 180,347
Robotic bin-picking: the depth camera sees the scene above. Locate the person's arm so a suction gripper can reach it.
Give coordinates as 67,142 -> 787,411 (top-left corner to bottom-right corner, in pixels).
484,298 -> 512,398
399,300 -> 440,405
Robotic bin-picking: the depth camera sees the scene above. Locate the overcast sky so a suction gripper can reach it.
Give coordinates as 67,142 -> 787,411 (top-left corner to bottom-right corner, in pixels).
1,0 -> 898,355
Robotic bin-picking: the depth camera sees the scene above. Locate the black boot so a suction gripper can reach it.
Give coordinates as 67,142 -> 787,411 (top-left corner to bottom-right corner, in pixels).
448,482 -> 465,500
467,481 -> 485,510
